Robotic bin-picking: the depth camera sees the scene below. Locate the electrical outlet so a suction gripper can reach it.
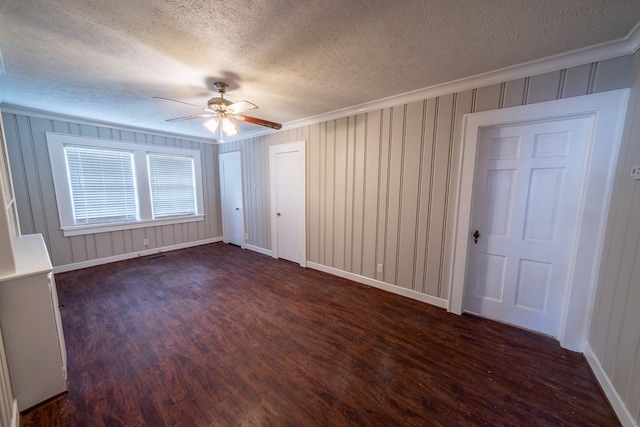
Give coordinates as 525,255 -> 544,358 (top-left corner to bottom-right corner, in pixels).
631,164 -> 640,180
143,238 -> 149,246
245,233 -> 249,241
377,264 -> 383,273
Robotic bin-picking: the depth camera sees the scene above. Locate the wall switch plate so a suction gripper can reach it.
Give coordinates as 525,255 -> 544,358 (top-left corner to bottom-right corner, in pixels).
631,164 -> 640,180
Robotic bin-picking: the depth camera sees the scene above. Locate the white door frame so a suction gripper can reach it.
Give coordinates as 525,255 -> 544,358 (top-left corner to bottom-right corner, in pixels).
449,89 -> 629,351
269,141 -> 306,267
219,151 -> 245,248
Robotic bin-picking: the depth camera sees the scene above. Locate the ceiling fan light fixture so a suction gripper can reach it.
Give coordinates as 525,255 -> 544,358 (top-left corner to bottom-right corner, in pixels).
222,116 -> 239,136
204,118 -> 219,133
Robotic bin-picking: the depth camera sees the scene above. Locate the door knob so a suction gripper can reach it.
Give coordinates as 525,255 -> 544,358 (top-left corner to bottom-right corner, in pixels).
473,230 -> 480,244
276,212 -> 281,217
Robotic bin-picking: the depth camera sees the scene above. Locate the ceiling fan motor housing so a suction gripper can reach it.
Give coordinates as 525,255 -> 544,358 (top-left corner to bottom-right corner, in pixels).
207,97 -> 232,111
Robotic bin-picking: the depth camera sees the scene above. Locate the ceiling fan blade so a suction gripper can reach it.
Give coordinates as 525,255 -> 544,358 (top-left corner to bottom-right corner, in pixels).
235,115 -> 282,130
166,114 -> 215,122
154,96 -> 205,110
227,100 -> 258,115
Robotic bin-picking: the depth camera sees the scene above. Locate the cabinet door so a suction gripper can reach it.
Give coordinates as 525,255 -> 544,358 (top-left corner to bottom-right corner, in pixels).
0,272 -> 67,410
48,273 -> 67,380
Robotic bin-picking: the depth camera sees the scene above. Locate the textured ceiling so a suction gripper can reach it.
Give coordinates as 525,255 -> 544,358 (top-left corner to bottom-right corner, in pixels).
0,0 -> 639,140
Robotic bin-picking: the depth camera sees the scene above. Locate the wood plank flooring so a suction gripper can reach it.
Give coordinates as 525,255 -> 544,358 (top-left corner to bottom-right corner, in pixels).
21,243 -> 618,426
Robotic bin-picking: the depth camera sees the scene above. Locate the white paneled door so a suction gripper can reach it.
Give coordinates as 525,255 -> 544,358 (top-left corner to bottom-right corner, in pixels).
464,118 -> 590,337
219,151 -> 245,247
269,141 -> 306,266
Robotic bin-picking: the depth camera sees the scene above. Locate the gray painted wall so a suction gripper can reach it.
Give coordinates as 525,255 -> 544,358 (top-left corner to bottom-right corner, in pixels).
589,50 -> 640,424
1,113 -> 222,268
219,55 -> 633,302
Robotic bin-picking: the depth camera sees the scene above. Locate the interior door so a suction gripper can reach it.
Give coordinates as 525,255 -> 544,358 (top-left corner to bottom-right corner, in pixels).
269,141 -> 306,266
219,151 -> 245,247
464,117 -> 590,337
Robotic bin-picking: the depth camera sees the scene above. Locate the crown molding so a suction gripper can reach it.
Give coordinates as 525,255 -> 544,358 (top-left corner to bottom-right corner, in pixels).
625,20 -> 640,53
227,20 -> 640,143
0,104 -> 218,145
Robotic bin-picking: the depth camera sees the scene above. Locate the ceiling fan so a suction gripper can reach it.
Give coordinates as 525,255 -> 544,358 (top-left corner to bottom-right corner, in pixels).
155,82 -> 282,138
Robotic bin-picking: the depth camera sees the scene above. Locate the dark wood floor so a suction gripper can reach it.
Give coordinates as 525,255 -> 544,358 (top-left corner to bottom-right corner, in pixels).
21,243 -> 618,426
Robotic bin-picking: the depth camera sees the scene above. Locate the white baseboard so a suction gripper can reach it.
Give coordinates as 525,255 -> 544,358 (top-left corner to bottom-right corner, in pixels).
245,244 -> 272,257
307,262 -> 448,309
584,342 -> 637,427
53,237 -> 223,274
11,399 -> 18,427
228,244 -> 447,309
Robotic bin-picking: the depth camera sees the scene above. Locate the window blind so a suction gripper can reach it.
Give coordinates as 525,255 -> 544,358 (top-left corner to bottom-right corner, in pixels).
147,153 -> 196,218
65,146 -> 138,225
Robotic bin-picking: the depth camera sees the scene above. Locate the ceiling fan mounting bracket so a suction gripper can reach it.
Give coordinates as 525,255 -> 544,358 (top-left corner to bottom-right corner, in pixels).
213,81 -> 229,94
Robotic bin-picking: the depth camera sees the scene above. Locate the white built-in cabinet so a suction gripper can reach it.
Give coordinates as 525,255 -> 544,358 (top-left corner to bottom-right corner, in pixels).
0,109 -> 67,412
0,236 -> 68,411
0,110 -> 17,276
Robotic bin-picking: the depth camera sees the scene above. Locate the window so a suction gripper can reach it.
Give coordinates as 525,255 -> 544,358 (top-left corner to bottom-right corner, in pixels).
47,133 -> 204,237
148,153 -> 196,218
66,146 -> 138,225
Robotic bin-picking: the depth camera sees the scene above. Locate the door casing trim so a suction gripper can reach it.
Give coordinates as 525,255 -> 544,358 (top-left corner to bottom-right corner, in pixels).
448,89 -> 630,351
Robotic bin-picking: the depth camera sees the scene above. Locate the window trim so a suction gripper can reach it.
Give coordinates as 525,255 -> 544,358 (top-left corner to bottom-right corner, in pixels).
46,133 -> 204,237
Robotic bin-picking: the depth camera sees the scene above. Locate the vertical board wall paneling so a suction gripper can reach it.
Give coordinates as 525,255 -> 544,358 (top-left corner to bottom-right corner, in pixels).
375,108 -> 392,283
362,110 -> 382,279
385,105 -> 405,285
563,63 -> 592,98
351,114 -> 366,276
420,99 -> 439,296
503,78 -> 529,108
333,118 -> 348,271
594,55 -> 635,94
428,94 -> 454,297
527,70 -> 563,104
474,84 -> 502,112
324,120 -> 336,265
216,55 -> 633,303
587,51 -> 640,424
318,122 -> 327,265
343,117 -> 355,273
308,123 -> 321,264
396,101 -> 424,291
2,111 -> 221,268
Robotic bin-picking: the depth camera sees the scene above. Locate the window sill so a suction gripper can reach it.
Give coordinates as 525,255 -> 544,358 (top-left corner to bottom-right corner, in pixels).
61,214 -> 205,237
